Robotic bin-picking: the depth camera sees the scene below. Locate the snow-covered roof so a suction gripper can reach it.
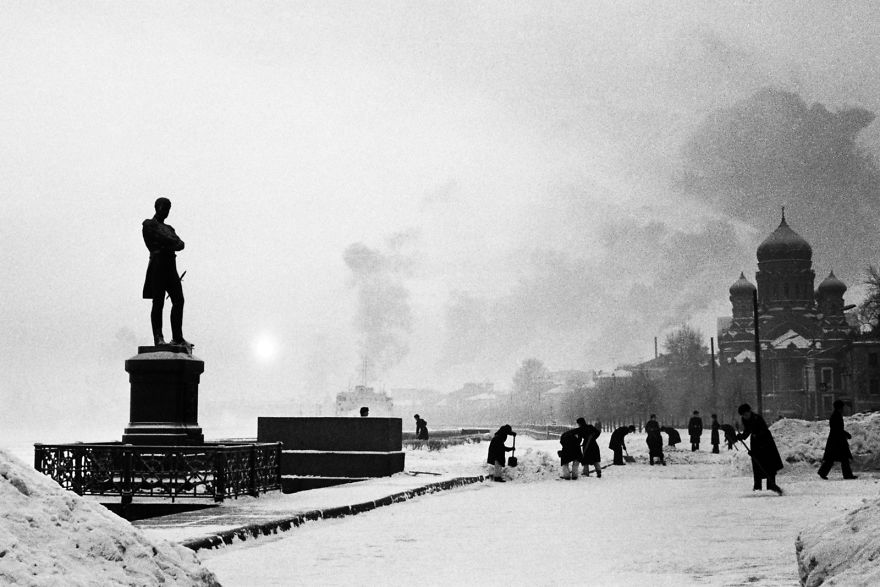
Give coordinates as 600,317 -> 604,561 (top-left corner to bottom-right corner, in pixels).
770,329 -> 812,350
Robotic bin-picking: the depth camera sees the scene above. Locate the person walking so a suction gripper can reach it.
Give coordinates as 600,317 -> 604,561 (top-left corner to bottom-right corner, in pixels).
710,414 -> 720,454
581,421 -> 602,478
817,400 -> 857,480
688,410 -> 703,452
645,414 -> 665,466
487,425 -> 516,482
609,425 -> 635,465
737,404 -> 783,494
559,418 -> 588,479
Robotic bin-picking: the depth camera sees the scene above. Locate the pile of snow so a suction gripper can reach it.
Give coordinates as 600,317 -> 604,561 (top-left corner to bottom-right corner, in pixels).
770,412 -> 880,467
0,449 -> 219,586
482,447 -> 560,482
796,495 -> 880,586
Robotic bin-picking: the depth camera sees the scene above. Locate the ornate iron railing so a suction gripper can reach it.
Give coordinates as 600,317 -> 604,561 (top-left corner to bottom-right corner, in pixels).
33,442 -> 282,503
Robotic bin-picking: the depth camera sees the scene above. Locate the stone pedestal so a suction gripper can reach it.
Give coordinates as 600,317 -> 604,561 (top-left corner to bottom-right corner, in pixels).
122,345 -> 204,445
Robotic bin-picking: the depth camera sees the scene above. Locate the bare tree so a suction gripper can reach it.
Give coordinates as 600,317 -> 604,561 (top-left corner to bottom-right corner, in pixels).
856,264 -> 880,333
512,358 -> 552,423
664,324 -> 708,367
663,324 -> 711,417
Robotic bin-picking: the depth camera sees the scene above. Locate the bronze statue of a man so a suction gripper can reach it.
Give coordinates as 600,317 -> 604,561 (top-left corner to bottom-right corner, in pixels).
142,197 -> 190,347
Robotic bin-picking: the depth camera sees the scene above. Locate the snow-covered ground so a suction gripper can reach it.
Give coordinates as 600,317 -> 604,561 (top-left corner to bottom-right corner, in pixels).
198,426 -> 880,586
5,417 -> 880,585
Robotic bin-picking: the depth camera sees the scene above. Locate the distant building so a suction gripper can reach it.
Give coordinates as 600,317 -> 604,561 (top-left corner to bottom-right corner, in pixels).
335,385 -> 394,417
717,212 -> 864,419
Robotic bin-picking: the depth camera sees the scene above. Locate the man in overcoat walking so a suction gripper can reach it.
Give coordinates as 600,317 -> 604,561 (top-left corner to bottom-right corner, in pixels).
817,400 -> 857,480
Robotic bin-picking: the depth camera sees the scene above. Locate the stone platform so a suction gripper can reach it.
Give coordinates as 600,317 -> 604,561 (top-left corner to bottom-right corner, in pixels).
257,417 -> 405,493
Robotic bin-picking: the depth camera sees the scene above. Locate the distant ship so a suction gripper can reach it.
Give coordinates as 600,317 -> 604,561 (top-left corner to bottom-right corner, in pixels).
335,385 -> 394,417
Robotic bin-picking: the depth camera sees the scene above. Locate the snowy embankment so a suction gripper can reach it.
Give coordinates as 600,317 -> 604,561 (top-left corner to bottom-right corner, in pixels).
772,413 -> 880,586
0,449 -> 219,586
796,497 -> 880,587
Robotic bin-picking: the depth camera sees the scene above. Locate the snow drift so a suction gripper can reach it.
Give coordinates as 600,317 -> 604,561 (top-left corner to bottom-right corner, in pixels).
0,449 -> 219,586
770,412 -> 880,467
796,496 -> 880,586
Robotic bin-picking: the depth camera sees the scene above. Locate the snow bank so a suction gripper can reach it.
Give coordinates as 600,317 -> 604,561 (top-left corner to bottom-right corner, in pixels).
482,447 -> 560,482
796,495 -> 880,586
770,412 -> 880,467
0,449 -> 219,586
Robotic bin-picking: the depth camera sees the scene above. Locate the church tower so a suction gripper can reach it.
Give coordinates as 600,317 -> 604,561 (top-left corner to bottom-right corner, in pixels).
817,271 -> 850,341
755,209 -> 815,312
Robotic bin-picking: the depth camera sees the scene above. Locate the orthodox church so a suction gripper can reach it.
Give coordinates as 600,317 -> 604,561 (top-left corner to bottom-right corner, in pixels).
717,211 -> 857,419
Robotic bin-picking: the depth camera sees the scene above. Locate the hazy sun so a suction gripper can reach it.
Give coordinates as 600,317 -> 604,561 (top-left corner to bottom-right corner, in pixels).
251,333 -> 280,363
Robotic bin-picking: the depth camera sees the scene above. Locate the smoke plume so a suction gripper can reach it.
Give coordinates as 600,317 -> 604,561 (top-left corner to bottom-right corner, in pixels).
343,237 -> 414,379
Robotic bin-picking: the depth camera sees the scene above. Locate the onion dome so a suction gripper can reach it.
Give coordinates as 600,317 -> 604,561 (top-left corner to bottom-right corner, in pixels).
818,270 -> 847,295
756,212 -> 812,262
729,272 -> 756,296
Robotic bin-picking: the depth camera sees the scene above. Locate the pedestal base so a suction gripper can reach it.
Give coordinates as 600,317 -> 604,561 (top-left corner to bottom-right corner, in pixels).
124,346 -> 204,445
121,422 -> 204,445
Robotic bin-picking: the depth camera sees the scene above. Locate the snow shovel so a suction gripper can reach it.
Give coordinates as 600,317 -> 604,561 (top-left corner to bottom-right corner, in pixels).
507,435 -> 518,467
623,447 -> 636,463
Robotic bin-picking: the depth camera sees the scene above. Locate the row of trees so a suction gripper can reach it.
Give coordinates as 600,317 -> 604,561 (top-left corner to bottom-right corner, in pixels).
508,325 -> 741,425
503,264 -> 880,426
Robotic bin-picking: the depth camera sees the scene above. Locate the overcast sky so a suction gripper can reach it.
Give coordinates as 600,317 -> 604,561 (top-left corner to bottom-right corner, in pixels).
3,2 -> 880,439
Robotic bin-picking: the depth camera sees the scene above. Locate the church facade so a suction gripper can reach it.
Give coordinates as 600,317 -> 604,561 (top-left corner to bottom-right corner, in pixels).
717,213 -> 870,419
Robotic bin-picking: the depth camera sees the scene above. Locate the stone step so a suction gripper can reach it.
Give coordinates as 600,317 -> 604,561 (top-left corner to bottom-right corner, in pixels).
280,475 -> 369,493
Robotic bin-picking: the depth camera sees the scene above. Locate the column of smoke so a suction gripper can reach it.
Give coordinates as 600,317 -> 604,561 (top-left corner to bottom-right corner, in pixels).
343,240 -> 413,384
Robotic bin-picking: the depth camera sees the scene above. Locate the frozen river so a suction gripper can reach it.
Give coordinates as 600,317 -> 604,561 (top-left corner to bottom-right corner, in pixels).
197,436 -> 877,586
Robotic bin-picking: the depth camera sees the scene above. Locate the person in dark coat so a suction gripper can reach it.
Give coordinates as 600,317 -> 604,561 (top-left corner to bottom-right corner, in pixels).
710,414 -> 720,454
645,414 -> 665,465
580,422 -> 602,478
414,414 -> 429,440
737,403 -> 783,494
720,424 -> 736,450
817,400 -> 856,480
688,410 -> 703,451
487,425 -> 516,482
661,426 -> 681,448
609,425 -> 635,465
559,418 -> 589,479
